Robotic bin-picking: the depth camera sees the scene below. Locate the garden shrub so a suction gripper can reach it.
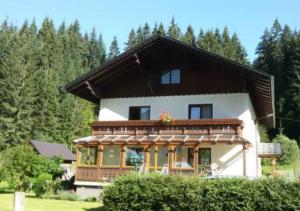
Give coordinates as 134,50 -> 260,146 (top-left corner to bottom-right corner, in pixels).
33,173 -> 54,197
102,173 -> 300,211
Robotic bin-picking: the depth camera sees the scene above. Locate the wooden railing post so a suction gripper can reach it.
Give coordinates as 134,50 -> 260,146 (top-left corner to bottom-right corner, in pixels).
242,143 -> 247,176
144,145 -> 151,173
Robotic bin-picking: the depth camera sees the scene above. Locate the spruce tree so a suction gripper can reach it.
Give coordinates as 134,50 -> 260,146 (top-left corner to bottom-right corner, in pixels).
167,17 -> 181,39
125,29 -> 137,50
108,36 -> 120,59
182,25 -> 196,46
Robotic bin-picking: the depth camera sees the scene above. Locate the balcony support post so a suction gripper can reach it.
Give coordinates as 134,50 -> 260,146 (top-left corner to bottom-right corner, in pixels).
168,145 -> 174,173
144,145 -> 151,173
194,144 -> 199,175
242,143 -> 247,176
120,145 -> 126,169
154,145 -> 158,173
98,144 -> 103,168
271,156 -> 276,176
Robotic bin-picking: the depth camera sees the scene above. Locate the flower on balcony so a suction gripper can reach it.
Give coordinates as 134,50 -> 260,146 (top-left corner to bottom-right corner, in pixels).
160,112 -> 174,125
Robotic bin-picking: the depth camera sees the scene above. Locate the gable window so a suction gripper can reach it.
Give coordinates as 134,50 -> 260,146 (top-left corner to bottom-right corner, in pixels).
160,69 -> 181,84
188,104 -> 213,119
129,106 -> 150,120
80,145 -> 98,165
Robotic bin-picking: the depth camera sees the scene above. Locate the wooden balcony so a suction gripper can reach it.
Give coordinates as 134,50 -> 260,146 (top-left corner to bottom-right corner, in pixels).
91,119 -> 244,136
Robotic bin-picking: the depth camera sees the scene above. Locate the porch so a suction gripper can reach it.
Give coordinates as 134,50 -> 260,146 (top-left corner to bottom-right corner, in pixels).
74,119 -> 250,182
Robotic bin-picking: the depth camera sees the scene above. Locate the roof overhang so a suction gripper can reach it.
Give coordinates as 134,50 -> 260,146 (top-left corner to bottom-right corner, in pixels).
64,35 -> 275,128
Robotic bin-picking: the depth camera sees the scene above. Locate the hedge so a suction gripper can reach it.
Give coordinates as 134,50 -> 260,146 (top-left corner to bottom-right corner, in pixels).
102,173 -> 300,211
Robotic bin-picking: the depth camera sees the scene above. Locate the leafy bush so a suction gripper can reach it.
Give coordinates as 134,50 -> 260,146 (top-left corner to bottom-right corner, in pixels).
102,173 -> 300,211
1,145 -> 63,191
33,173 -> 53,197
273,134 -> 300,165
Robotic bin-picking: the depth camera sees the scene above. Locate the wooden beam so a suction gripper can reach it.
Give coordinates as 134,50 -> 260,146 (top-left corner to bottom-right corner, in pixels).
168,145 -> 174,172
154,145 -> 158,173
271,156 -> 276,176
98,144 -> 103,168
243,144 -> 247,176
120,145 -> 126,169
144,145 -> 151,173
194,144 -> 199,175
85,81 -> 101,98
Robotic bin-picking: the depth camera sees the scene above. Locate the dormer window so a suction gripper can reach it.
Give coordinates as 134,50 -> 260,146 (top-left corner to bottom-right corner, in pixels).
160,69 -> 181,84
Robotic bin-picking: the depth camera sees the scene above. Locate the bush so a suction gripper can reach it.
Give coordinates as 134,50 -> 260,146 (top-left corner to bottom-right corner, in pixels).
33,173 -> 53,197
102,173 -> 300,211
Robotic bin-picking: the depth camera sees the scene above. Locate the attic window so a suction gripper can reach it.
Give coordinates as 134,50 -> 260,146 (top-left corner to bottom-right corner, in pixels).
160,69 -> 181,84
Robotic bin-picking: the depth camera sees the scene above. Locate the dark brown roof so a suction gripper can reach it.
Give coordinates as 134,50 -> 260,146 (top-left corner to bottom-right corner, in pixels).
30,140 -> 76,162
64,35 -> 275,128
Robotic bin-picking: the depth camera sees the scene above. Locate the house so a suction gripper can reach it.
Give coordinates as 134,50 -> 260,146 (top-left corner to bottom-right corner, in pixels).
64,34 -> 281,197
30,140 -> 76,180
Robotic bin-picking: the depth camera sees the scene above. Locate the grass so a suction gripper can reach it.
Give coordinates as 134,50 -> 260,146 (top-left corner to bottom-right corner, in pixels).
0,193 -> 105,211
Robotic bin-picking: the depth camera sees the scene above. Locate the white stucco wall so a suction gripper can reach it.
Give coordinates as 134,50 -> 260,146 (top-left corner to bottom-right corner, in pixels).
99,93 -> 261,177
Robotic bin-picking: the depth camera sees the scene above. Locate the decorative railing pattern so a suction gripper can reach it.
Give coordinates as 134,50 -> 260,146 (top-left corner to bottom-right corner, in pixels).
91,119 -> 243,136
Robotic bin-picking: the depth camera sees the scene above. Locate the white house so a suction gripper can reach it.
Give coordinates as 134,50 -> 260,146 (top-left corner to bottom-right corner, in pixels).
64,35 -> 279,197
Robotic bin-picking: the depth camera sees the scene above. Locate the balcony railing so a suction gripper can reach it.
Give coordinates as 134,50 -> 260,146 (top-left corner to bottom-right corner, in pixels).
91,119 -> 244,136
258,143 -> 282,158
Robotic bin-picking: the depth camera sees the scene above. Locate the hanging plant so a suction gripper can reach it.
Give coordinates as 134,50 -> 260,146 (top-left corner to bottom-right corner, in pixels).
159,112 -> 174,125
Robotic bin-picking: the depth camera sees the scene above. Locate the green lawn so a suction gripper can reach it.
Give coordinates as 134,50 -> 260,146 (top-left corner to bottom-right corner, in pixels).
0,193 -> 105,211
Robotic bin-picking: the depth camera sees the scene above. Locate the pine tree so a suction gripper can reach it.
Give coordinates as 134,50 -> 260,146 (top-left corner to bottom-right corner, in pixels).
108,36 -> 120,59
167,17 -> 181,39
125,29 -> 137,50
143,23 -> 151,40
182,25 -> 196,46
158,22 -> 166,35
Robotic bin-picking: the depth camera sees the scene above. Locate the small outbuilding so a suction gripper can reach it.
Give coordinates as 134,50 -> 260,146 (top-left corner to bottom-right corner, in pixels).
30,140 -> 76,164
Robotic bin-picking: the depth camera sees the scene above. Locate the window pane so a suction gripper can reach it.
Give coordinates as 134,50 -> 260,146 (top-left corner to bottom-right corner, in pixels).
157,146 -> 168,167
171,69 -> 180,84
140,107 -> 150,120
173,146 -> 193,168
103,145 -> 120,166
129,107 -> 140,120
190,107 -> 201,119
201,105 -> 212,119
126,147 -> 144,166
80,147 -> 88,165
199,148 -> 211,166
88,146 -> 98,165
161,71 -> 170,84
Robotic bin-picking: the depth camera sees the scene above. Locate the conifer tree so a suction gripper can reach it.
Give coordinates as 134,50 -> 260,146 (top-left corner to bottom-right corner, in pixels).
182,25 -> 196,46
108,36 -> 120,59
167,17 -> 181,39
125,29 -> 137,50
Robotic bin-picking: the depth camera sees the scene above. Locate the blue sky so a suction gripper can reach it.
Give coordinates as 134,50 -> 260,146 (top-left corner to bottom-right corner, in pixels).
0,0 -> 299,61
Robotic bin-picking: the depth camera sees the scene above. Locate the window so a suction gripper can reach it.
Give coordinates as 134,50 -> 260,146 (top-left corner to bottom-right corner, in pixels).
173,146 -> 194,168
102,145 -> 120,166
199,148 -> 211,166
125,146 -> 145,166
149,146 -> 168,168
80,146 -> 97,165
129,106 -> 150,120
160,69 -> 181,84
188,104 -> 212,119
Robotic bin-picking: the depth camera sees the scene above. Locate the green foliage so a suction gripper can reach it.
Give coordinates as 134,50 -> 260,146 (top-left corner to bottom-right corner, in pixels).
273,134 -> 300,165
255,19 -> 300,142
102,173 -> 300,211
124,17 -> 248,65
258,124 -> 270,142
1,145 -> 62,191
33,173 -> 53,197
